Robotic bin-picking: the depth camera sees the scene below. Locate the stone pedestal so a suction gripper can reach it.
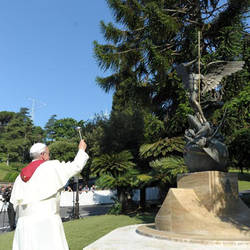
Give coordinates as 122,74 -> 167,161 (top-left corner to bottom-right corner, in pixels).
137,171 -> 250,244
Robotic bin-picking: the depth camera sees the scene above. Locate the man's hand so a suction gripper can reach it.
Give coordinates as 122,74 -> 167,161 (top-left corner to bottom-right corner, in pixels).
79,140 -> 87,151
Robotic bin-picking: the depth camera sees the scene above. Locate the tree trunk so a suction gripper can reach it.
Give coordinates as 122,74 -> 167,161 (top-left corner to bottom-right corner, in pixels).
117,187 -> 127,212
7,153 -> 9,166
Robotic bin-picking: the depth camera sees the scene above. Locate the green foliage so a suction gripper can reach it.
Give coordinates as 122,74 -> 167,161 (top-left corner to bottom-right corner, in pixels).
143,112 -> 165,143
136,174 -> 153,184
149,156 -> 187,185
94,0 -> 184,116
3,172 -> 12,181
94,1 -> 249,193
100,109 -> 145,155
0,111 -> 15,128
228,128 -> 250,170
0,108 -> 45,164
93,150 -> 139,210
46,118 -> 83,142
139,137 -> 187,189
0,0 -> 247,213
0,163 -> 10,170
10,162 -> 25,171
44,114 -> 57,142
92,150 -> 135,178
222,85 -> 249,134
10,172 -> 19,182
0,162 -> 25,182
0,164 -> 10,181
209,31 -> 249,171
229,169 -> 250,192
166,102 -> 193,136
140,137 -> 185,159
49,140 -> 78,162
95,174 -> 116,189
214,24 -> 243,59
108,198 -> 122,215
95,0 -> 248,123
212,84 -> 249,138
83,114 -> 108,158
3,171 -> 19,182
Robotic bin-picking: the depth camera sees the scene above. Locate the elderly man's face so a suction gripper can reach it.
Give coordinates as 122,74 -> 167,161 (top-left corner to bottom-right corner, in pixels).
41,147 -> 50,161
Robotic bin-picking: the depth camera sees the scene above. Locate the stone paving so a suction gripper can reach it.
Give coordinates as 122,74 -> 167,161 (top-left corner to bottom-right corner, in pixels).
83,224 -> 250,250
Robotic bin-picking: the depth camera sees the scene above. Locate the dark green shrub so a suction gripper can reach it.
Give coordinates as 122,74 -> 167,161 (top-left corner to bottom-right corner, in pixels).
108,198 -> 122,215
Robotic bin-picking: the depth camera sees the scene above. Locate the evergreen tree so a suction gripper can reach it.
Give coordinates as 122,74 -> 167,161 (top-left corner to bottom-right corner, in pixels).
0,108 -> 45,164
94,0 -> 248,131
45,118 -> 84,141
210,25 -> 250,170
44,114 -> 57,142
93,0 -> 249,204
48,140 -> 78,162
101,108 -> 145,155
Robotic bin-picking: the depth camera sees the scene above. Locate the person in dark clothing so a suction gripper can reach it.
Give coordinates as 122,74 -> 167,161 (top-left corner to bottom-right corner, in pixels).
2,184 -> 16,231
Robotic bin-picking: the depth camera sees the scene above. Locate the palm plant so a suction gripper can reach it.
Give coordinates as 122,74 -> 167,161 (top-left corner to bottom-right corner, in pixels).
92,150 -> 137,211
139,137 -> 187,200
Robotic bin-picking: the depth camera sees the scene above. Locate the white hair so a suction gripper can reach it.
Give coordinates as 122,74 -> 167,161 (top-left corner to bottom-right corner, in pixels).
30,143 -> 47,160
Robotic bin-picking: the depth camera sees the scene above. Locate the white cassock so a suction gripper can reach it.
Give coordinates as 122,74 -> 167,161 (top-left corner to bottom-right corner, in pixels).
10,149 -> 89,250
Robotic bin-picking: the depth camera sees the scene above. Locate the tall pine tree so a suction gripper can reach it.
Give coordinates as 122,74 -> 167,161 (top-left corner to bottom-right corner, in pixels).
94,0 -> 248,132
93,0 -> 249,201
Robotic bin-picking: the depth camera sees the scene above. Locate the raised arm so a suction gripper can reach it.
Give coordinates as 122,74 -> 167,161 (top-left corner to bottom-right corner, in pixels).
57,140 -> 89,181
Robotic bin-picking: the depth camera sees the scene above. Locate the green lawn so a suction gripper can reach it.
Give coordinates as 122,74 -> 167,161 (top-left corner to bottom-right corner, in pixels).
0,214 -> 155,250
238,181 -> 250,191
229,169 -> 250,191
0,169 -> 249,250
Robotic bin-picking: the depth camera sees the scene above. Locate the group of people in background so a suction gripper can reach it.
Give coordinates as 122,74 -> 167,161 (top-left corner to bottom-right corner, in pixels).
0,183 -> 16,231
80,184 -> 96,194
0,183 -> 12,195
65,183 -> 96,193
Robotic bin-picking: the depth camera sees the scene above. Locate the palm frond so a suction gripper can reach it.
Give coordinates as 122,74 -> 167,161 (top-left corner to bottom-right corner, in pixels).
149,156 -> 187,185
140,136 -> 185,159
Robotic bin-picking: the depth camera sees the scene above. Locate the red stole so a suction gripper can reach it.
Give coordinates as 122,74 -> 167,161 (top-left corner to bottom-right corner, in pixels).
21,160 -> 45,182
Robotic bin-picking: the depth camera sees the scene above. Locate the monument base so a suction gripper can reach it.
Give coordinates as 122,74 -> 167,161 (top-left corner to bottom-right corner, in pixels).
137,171 -> 250,244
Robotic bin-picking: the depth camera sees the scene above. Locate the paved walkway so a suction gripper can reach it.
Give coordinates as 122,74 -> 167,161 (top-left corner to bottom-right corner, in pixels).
83,224 -> 250,250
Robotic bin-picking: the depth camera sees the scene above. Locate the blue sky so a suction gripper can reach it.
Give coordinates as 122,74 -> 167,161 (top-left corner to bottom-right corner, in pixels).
0,1 -> 248,128
0,0 -> 114,128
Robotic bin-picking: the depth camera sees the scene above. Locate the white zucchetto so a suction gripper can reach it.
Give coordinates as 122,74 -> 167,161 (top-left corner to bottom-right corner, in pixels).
30,143 -> 47,155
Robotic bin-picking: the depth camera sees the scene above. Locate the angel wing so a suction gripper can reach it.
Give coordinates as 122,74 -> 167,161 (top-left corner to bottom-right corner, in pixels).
176,59 -> 197,91
201,61 -> 245,95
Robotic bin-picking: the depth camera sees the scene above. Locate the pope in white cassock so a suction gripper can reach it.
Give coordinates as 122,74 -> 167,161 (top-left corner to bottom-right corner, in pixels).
10,140 -> 89,250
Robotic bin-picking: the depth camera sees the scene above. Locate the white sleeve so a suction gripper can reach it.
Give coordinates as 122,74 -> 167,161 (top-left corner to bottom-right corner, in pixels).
55,149 -> 89,181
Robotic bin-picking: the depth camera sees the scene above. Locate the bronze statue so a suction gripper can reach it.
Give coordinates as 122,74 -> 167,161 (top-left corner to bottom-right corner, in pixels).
176,60 -> 245,172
